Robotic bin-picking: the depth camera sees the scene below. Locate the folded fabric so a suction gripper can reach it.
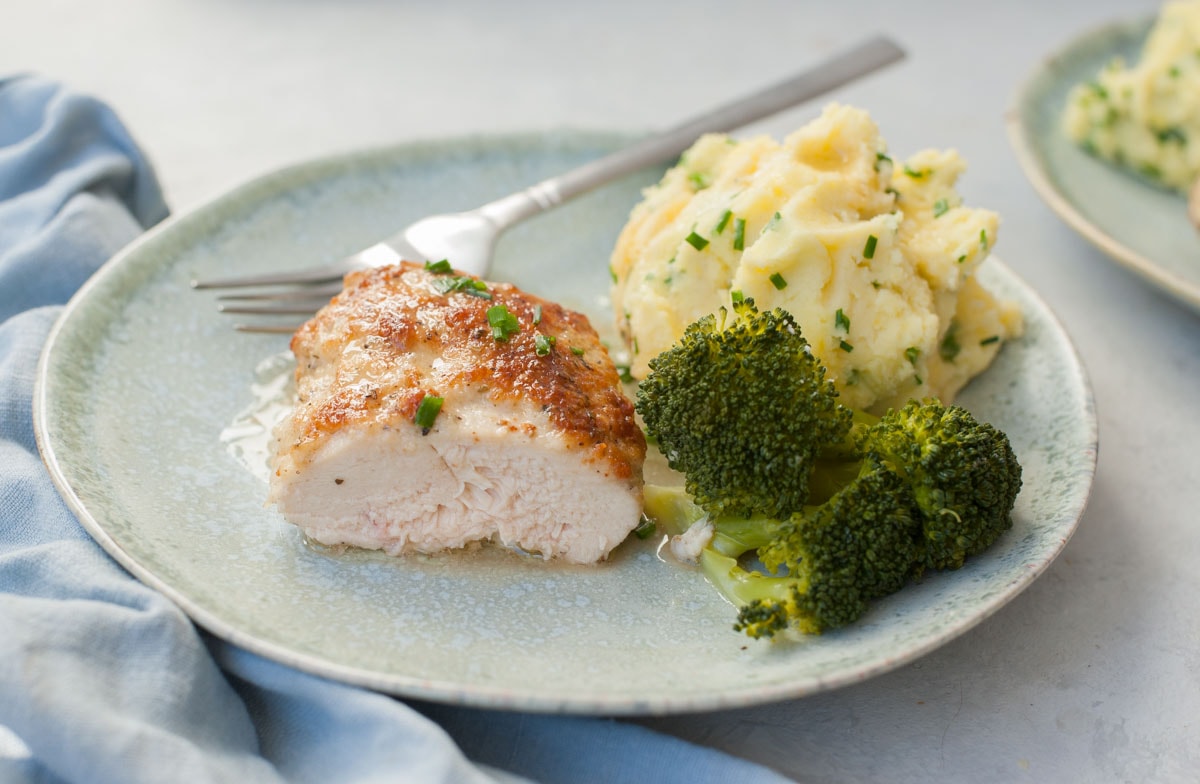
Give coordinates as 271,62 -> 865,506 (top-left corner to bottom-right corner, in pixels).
0,75 -> 793,784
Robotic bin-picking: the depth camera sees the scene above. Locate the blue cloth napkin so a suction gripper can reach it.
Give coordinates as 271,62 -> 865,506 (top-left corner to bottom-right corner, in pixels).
0,75 -> 793,784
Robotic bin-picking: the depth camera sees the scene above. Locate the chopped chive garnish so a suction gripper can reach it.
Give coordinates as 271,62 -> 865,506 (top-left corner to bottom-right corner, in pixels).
914,375 -> 923,385
871,280 -> 881,289
835,308 -> 850,332
433,276 -> 492,299
939,323 -> 961,362
979,229 -> 989,251
534,333 -> 556,356
980,335 -> 1001,346
424,259 -> 453,274
570,346 -> 585,356
633,515 -> 657,540
616,365 -> 635,384
413,395 -> 443,434
874,151 -> 892,170
733,218 -> 746,250
685,231 -> 709,251
486,304 -> 520,342
769,272 -> 788,290
905,346 -> 920,365
864,234 -> 878,259
764,212 -> 782,232
714,209 -> 733,234
609,265 -> 618,284
532,304 -> 543,325
957,254 -> 967,264
688,172 -> 711,190
933,198 -> 950,218
839,340 -> 854,353
903,165 -> 928,179
1157,126 -> 1187,144
730,289 -> 745,304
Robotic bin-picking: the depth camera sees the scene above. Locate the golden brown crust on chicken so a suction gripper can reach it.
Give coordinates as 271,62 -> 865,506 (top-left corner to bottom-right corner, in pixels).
284,262 -> 644,477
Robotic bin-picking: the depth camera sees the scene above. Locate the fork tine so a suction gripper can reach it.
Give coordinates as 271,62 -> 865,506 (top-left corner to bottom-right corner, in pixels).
234,322 -> 304,334
191,263 -> 350,289
217,282 -> 344,302
218,301 -> 330,315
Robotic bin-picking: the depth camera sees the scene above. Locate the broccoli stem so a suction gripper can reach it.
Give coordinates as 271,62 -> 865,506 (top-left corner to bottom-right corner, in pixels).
709,515 -> 786,557
642,484 -> 706,536
699,549 -> 800,609
699,549 -> 819,638
644,484 -> 789,557
807,458 -> 861,505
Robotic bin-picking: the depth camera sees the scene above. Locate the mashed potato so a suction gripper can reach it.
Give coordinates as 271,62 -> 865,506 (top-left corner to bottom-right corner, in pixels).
609,104 -> 1022,413
1063,0 -> 1200,192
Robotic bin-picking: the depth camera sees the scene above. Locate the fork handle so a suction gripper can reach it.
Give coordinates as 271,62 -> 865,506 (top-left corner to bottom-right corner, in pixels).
480,35 -> 904,229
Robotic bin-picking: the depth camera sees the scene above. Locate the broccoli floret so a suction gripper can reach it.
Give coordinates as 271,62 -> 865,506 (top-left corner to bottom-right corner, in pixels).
736,404 -> 1019,637
860,399 -> 1022,571
637,304 -> 1022,640
636,300 -> 851,519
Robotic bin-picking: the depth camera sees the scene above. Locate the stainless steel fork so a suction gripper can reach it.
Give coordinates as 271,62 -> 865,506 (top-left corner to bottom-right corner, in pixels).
195,36 -> 904,331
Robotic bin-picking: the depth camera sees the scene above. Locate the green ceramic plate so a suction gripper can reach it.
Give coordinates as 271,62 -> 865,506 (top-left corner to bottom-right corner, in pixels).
34,133 -> 1096,715
1008,16 -> 1200,312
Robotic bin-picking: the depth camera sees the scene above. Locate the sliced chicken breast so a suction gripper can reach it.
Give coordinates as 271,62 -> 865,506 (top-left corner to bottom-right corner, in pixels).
268,262 -> 646,564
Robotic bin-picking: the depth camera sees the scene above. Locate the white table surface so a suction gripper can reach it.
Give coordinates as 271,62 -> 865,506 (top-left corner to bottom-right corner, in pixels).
5,1 -> 1197,781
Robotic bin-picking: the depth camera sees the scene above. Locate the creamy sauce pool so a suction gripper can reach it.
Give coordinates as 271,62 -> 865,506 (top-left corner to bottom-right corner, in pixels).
219,351 -> 295,483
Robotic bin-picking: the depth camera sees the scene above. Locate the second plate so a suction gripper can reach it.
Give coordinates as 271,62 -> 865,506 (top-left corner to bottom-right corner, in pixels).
1009,15 -> 1200,313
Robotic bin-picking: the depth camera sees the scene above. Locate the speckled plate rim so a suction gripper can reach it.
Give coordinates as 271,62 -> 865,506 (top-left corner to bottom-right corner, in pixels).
1006,15 -> 1200,313
34,132 -> 1098,715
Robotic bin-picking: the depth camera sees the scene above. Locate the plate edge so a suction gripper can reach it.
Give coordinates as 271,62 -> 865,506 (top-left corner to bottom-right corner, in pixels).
31,136 -> 1101,716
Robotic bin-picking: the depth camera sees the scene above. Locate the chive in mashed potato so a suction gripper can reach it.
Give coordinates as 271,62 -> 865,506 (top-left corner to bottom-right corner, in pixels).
609,104 -> 1022,414
1063,0 -> 1200,192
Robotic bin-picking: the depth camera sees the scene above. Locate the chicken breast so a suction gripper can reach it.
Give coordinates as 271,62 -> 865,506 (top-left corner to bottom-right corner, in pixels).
267,261 -> 646,564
